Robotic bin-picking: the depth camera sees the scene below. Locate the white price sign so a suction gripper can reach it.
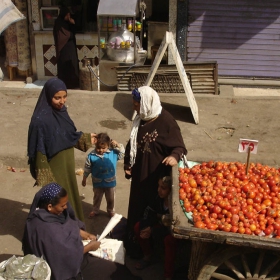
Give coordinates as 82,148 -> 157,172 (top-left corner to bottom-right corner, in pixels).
238,139 -> 259,154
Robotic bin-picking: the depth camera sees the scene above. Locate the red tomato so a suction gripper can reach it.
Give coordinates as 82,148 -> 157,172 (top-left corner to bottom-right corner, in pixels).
264,225 -> 274,236
194,221 -> 206,229
188,179 -> 197,188
212,205 -> 222,214
242,184 -> 250,193
179,192 -> 186,200
244,228 -> 252,235
238,227 -> 245,234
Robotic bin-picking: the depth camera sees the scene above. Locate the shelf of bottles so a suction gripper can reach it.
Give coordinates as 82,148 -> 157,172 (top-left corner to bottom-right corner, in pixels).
98,16 -> 142,62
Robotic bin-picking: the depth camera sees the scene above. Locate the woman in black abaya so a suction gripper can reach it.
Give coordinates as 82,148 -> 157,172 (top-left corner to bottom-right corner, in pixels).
53,7 -> 79,89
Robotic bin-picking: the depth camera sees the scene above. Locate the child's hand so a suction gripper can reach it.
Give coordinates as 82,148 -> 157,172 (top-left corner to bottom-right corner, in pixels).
140,227 -> 151,239
69,17 -> 75,24
111,139 -> 119,148
82,178 -> 86,187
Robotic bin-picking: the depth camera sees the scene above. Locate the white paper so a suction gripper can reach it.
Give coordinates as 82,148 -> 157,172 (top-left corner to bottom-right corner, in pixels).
83,213 -> 124,264
97,213 -> 122,241
83,238 -> 125,265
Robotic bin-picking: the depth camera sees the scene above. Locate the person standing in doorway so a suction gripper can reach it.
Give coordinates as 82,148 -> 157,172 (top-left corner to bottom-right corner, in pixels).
53,7 -> 80,89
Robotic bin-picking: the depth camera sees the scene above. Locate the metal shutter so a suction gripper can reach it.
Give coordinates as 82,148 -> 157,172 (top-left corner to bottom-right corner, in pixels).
187,0 -> 280,78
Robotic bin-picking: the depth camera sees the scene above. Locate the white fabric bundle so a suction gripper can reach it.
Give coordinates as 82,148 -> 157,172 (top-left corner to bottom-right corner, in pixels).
0,0 -> 25,35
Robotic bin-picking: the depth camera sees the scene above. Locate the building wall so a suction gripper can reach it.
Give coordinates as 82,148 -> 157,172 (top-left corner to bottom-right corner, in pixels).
34,32 -> 98,80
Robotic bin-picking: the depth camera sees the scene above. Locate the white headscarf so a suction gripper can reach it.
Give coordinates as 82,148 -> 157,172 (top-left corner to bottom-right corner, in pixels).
129,86 -> 162,167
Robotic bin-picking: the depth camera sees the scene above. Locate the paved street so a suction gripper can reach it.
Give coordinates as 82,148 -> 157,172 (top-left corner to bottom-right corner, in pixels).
1,80 -> 280,279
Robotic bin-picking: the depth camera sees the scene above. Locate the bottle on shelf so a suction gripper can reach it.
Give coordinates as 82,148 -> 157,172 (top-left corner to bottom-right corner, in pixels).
113,18 -> 117,31
127,18 -> 132,31
117,19 -> 122,30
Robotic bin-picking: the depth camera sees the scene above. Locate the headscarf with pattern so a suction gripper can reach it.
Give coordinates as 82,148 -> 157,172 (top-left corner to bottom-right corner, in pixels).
40,182 -> 62,204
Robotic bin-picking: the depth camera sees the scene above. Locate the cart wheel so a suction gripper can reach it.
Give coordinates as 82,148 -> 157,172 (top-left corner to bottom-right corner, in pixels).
197,246 -> 280,280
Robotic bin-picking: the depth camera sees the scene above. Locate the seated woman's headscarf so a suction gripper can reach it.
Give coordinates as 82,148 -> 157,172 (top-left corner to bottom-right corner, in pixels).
26,182 -> 78,222
130,86 -> 162,166
27,78 -> 82,161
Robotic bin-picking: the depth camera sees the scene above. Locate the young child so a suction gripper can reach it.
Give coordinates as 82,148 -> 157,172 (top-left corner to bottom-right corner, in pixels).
134,175 -> 176,280
82,132 -> 125,218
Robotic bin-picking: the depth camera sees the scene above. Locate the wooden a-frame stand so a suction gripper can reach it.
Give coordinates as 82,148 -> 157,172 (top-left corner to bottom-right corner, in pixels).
132,31 -> 199,124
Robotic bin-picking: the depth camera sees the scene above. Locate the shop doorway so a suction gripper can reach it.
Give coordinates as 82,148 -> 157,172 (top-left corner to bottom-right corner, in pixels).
0,34 -> 8,81
143,0 -> 169,64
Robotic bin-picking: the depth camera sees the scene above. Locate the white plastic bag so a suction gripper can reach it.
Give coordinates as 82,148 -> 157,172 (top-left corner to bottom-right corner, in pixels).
0,255 -> 51,280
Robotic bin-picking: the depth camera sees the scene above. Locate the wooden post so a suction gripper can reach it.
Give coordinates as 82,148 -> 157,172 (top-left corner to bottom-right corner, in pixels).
246,147 -> 251,175
145,34 -> 168,87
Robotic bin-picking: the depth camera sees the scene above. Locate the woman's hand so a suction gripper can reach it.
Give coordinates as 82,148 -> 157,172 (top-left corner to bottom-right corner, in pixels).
84,240 -> 101,253
91,133 -> 97,145
87,233 -> 97,241
88,240 -> 101,251
80,229 -> 96,240
125,168 -> 131,176
162,156 -> 178,166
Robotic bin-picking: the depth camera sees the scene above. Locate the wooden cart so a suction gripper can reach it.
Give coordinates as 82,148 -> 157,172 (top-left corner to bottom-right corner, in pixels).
170,165 -> 280,280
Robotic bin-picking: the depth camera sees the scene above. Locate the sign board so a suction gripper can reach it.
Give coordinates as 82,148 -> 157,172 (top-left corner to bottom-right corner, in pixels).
238,138 -> 259,154
145,31 -> 199,124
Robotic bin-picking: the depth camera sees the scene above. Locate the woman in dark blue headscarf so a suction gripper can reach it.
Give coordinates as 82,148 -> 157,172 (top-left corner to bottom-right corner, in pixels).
27,77 -> 96,221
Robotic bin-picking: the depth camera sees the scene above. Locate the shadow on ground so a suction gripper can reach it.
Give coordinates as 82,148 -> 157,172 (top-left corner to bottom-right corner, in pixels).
0,198 -> 29,241
161,102 -> 195,124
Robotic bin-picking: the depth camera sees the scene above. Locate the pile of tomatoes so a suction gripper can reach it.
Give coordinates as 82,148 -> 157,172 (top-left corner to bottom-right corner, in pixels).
179,161 -> 280,237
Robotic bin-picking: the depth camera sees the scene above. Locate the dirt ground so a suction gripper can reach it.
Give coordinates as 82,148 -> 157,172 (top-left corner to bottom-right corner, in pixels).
1,86 -> 280,279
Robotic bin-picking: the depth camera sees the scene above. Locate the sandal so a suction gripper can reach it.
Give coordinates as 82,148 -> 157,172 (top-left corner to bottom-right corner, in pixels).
88,211 -> 98,218
135,259 -> 152,270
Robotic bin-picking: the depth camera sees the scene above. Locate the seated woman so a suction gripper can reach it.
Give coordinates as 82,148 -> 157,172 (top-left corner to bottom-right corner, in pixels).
22,183 -> 141,280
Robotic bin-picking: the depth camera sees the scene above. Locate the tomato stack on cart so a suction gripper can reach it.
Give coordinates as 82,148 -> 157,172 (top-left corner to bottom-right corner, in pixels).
170,160 -> 280,280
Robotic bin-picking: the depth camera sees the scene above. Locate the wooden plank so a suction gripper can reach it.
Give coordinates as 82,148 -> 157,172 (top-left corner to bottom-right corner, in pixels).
145,34 -> 168,86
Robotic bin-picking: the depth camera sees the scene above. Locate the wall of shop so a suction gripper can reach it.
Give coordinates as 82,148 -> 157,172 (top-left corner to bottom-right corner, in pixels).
33,31 -> 98,80
28,0 -> 174,80
29,0 -> 99,80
